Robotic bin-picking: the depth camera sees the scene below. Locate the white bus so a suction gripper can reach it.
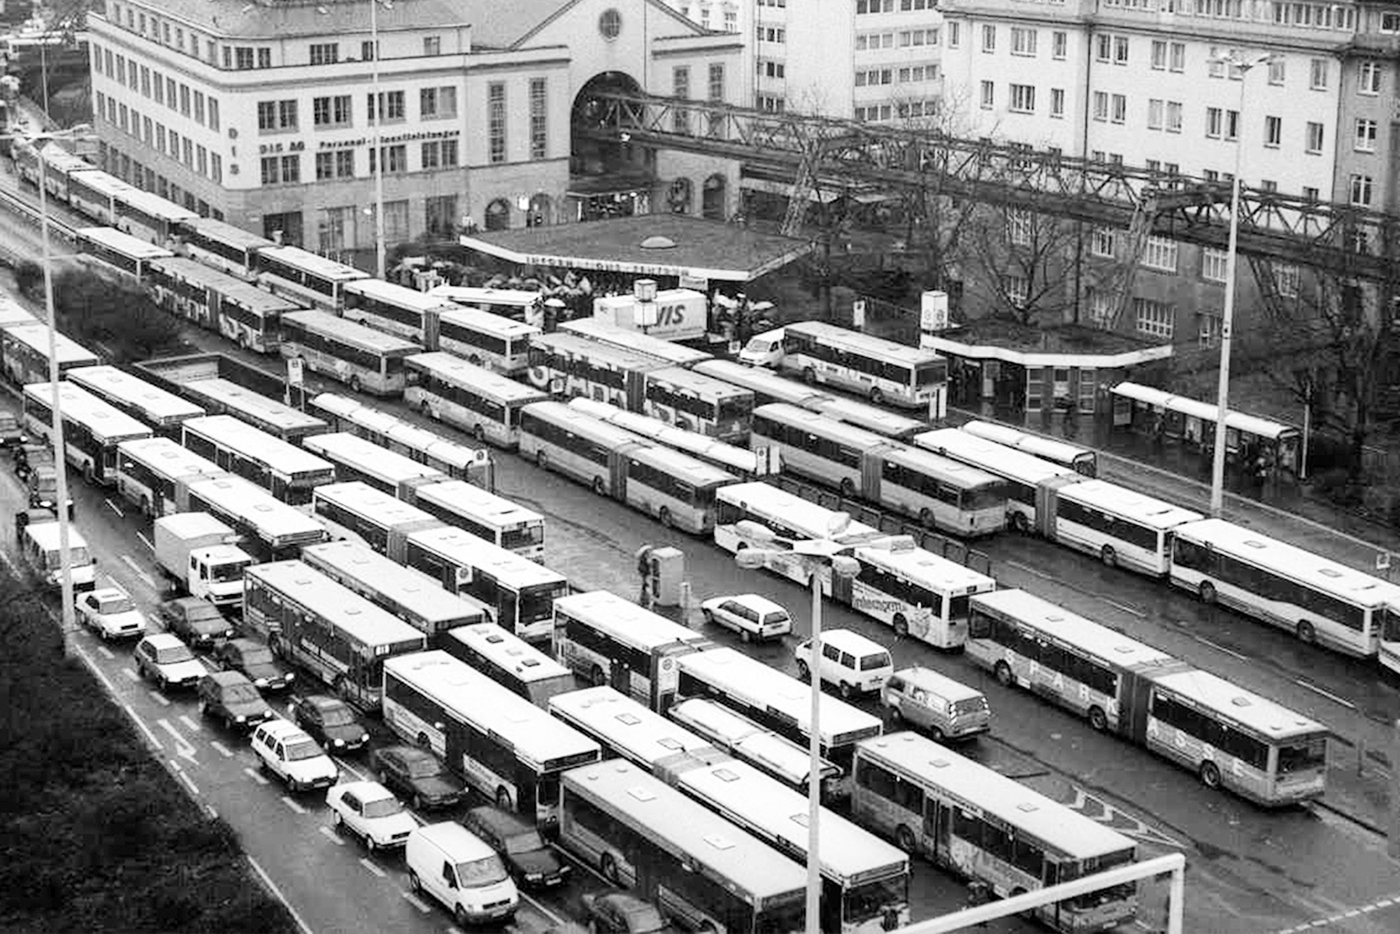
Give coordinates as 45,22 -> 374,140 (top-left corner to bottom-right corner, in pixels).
182,475 -> 328,562
548,685 -> 721,773
847,539 -> 998,648
311,480 -> 445,559
428,284 -> 545,329
438,305 -> 539,376
913,428 -> 1082,533
778,321 -> 947,410
568,398 -> 764,479
409,479 -> 546,562
519,401 -> 737,535
66,171 -> 136,225
246,560 -> 427,710
1041,478 -> 1203,577
309,392 -> 492,488
146,256 -> 301,352
559,317 -> 713,368
256,244 -> 370,311
852,733 -> 1140,933
279,309 -> 418,397
23,381 -> 152,485
558,760 -> 806,933
302,432 -> 447,500
111,187 -> 197,245
713,481 -> 880,587
552,590 -> 713,711
115,436 -> 225,517
182,414 -> 336,506
1,322 -> 101,388
1171,517 -> 1397,658
667,698 -> 843,800
967,589 -> 1329,805
383,650 -> 602,823
66,365 -> 205,437
175,215 -> 276,279
404,352 -> 549,448
342,277 -> 458,343
75,227 -> 173,283
172,378 -> 329,442
441,621 -> 579,708
402,525 -> 570,642
962,420 -> 1098,477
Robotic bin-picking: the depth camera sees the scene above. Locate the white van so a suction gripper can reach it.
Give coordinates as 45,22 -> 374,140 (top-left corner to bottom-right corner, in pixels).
794,628 -> 893,698
737,327 -> 785,368
22,520 -> 96,592
406,822 -> 519,926
881,666 -> 991,742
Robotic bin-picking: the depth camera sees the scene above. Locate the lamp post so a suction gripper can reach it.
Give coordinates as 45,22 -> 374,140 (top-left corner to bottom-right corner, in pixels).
369,0 -> 390,280
1209,52 -> 1271,517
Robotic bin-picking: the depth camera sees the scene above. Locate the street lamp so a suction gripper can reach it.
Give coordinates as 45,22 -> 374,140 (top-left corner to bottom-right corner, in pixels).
368,0 -> 392,280
1210,51 -> 1272,517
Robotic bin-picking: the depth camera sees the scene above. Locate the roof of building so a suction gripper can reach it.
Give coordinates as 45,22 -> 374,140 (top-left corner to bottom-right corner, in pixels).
120,0 -> 469,41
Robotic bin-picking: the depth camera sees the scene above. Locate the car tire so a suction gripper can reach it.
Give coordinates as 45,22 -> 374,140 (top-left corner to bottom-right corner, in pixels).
839,681 -> 855,700
796,660 -> 811,682
740,629 -> 752,643
702,608 -> 715,624
364,834 -> 377,854
409,870 -> 423,894
412,793 -> 424,811
332,811 -> 343,829
454,905 -> 469,928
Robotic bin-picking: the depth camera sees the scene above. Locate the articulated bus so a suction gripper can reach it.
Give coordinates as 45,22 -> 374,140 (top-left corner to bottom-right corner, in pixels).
279,310 -> 418,397
668,698 -> 842,800
311,480 -> 444,559
66,365 -> 205,438
255,244 -> 369,311
408,479 -> 545,562
548,685 -> 722,774
342,277 -> 457,344
962,420 -> 1098,477
751,404 -> 1007,536
183,475 -> 328,562
552,590 -> 712,711
383,650 -> 602,824
182,414 -> 336,506
112,187 -> 198,245
309,392 -> 492,487
558,760 -> 807,933
300,539 -> 485,645
23,381 -> 152,485
245,560 -> 427,711
913,428 -> 1082,532
1,321 -> 101,387
115,436 -> 225,517
76,227 -> 173,284
16,141 -> 91,201
967,589 -> 1329,805
175,215 -> 276,280
559,317 -> 712,368
405,352 -> 549,449
519,402 -> 737,535
66,171 -> 137,225
428,285 -> 545,329
441,621 -> 579,708
567,398 -> 763,479
853,732 -> 1140,933
402,525 -> 569,642
173,378 -> 328,442
775,321 -> 947,411
302,432 -> 447,500
438,305 -> 539,377
146,256 -> 300,353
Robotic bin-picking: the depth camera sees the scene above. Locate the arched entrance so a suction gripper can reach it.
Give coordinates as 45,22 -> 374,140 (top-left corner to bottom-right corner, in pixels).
571,71 -> 654,221
485,198 -> 511,231
702,173 -> 727,220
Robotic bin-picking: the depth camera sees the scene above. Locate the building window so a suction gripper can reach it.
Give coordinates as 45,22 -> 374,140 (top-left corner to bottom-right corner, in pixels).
1309,58 -> 1328,90
1359,60 -> 1382,94
947,21 -> 959,48
1111,94 -> 1126,124
1202,248 -> 1228,282
1050,88 -> 1065,118
1151,40 -> 1166,69
1268,57 -> 1285,85
313,95 -> 352,128
1356,118 -> 1377,152
980,80 -> 994,110
488,82 -> 506,163
1170,41 -> 1185,72
1197,311 -> 1221,348
1003,275 -> 1029,307
419,86 -> 458,120
1011,27 -> 1036,56
1134,297 -> 1174,338
362,40 -> 376,61
166,77 -> 177,110
234,47 -> 254,70
1052,31 -> 1066,60
1274,262 -> 1301,298
982,24 -> 995,53
1166,101 -> 1182,133
420,139 -> 459,169
1009,84 -> 1035,113
1114,35 -> 1128,64
1090,227 -> 1115,258
260,156 -> 279,185
194,91 -> 205,125
314,151 -> 355,181
1264,115 -> 1281,147
1305,121 -> 1324,154
257,48 -> 271,68
257,99 -> 298,132
310,42 -> 338,65
1206,107 -> 1222,138
1147,99 -> 1163,130
425,195 -> 458,237
1006,208 -> 1033,245
1143,236 -> 1178,272
209,98 -> 220,131
1096,34 -> 1110,62
1092,91 -> 1107,121
530,78 -> 548,159
673,65 -> 691,133
368,144 -> 408,174
180,84 -> 192,116
423,36 -> 441,56
1350,174 -> 1373,206
368,90 -> 405,123
315,151 -> 336,180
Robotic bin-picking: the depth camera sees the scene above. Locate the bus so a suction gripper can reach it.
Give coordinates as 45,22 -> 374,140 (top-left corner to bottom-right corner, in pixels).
311,480 -> 444,558
183,475 -> 328,562
552,590 -> 713,711
23,381 -> 152,485
302,432 -> 447,500
557,760 -> 807,932
1170,517 -> 1398,658
962,420 -> 1098,477
404,352 -> 549,448
441,621 -> 578,707
67,365 -> 205,437
146,256 -> 300,353
548,685 -> 722,773
438,305 -> 539,376
751,404 -> 1007,536
852,732 -> 1140,933
66,171 -> 137,225
172,378 -> 329,442
667,698 -> 843,800
1,322 -> 101,387
966,589 -> 1329,804
661,756 -> 911,934
847,538 -> 998,649
559,317 -> 712,368
568,398 -> 764,479
300,539 -> 486,644
383,650 -> 602,823
913,428 -> 1083,533
255,244 -> 370,311
408,479 -> 546,562
175,215 -> 276,279
115,436 -> 225,517
245,559 -> 428,710
342,277 -> 458,344
182,414 -> 336,506
776,321 -> 947,410
519,402 -> 737,534
428,285 -> 545,329
1040,479 -> 1202,576
279,309 -> 418,397
112,187 -> 198,244
713,481 -> 881,587
675,646 -> 883,783
402,525 -> 570,642
76,227 -> 173,283
16,141 -> 92,202
309,392 -> 492,488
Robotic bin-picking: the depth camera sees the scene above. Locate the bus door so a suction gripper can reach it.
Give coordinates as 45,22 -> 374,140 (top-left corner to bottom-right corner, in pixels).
860,451 -> 882,501
924,795 -> 947,861
830,564 -> 855,607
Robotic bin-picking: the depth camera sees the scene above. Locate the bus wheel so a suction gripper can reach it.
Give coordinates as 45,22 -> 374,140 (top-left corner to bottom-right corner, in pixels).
994,661 -> 1014,687
495,787 -> 512,811
839,477 -> 856,498
1296,621 -> 1316,644
1088,706 -> 1108,732
869,386 -> 884,405
592,477 -> 605,496
893,615 -> 909,639
536,450 -> 548,469
600,853 -> 621,885
1100,545 -> 1117,569
416,732 -> 430,748
1199,581 -> 1217,604
803,367 -> 817,384
1199,760 -> 1223,790
589,665 -> 606,687
659,506 -> 673,529
349,375 -> 361,393
420,400 -> 433,417
268,635 -> 284,658
895,825 -> 916,854
1010,511 -> 1029,533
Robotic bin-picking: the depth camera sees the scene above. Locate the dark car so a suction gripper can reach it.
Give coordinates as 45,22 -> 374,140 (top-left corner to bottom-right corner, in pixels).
158,596 -> 235,648
581,891 -> 676,934
461,805 -> 570,889
0,411 -> 26,448
289,694 -> 368,752
371,745 -> 467,810
214,637 -> 296,692
197,670 -> 274,731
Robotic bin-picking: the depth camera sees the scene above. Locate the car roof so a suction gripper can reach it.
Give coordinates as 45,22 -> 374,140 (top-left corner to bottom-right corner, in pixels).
90,587 -> 125,600
206,670 -> 252,687
141,633 -> 186,649
730,593 -> 785,612
336,780 -> 393,800
227,637 -> 265,650
381,744 -> 434,762
466,805 -> 531,834
256,719 -> 308,740
302,694 -> 346,711
817,628 -> 887,654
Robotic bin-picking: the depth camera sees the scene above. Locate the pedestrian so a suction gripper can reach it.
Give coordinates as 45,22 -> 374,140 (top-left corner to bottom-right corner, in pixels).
965,879 -> 992,928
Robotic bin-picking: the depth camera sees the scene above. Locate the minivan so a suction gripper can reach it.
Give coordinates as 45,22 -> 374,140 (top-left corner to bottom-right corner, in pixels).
794,628 -> 893,698
22,520 -> 96,591
881,666 -> 991,742
406,822 -> 519,926
737,327 -> 786,367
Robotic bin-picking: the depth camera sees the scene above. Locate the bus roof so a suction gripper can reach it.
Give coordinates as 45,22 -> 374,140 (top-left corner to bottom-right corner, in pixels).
428,285 -> 543,305
1149,668 -> 1328,740
691,359 -> 832,408
257,245 -> 370,281
880,444 -> 1004,491
25,381 -> 152,444
385,650 -> 602,766
786,321 -> 944,367
962,421 -> 1093,466
345,278 -> 460,313
553,590 -> 711,652
77,226 -> 175,259
282,310 -> 420,354
647,365 -> 750,400
560,318 -> 713,367
566,398 -> 758,475
179,215 -> 277,251
386,423 -> 485,471
147,257 -> 300,312
531,332 -> 669,371
668,699 -> 841,784
1058,479 -> 1203,530
439,305 -> 541,339
970,589 -> 1173,670
404,525 -> 567,587
522,401 -> 652,450
314,480 -> 438,525
185,415 -> 334,477
68,171 -> 135,197
913,428 -> 1077,486
117,187 -> 198,222
4,322 -> 101,364
303,432 -> 446,485
185,476 -> 327,541
68,365 -> 206,423
715,481 -> 881,542
407,352 -> 550,403
445,621 -> 572,682
414,479 -> 544,526
1111,382 -> 1298,442
755,403 -> 894,450
562,759 -> 807,900
246,559 -> 426,647
626,443 -> 737,487
300,540 -> 484,628
181,379 -> 328,435
813,396 -> 927,439
117,436 -> 222,480
549,686 -> 718,765
856,543 -> 997,592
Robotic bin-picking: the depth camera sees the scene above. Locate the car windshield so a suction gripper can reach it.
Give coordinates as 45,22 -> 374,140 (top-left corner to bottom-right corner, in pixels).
362,796 -> 404,819
241,646 -> 275,665
403,755 -> 443,778
456,855 -> 508,888
224,684 -> 262,704
156,644 -> 195,664
318,706 -> 357,727
212,560 -> 253,583
99,595 -> 135,614
191,615 -> 228,634
504,830 -> 546,855
622,904 -> 667,932
283,740 -> 324,761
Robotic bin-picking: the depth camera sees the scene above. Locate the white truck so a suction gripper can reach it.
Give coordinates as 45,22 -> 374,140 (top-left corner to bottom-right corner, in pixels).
592,287 -> 707,342
154,512 -> 255,608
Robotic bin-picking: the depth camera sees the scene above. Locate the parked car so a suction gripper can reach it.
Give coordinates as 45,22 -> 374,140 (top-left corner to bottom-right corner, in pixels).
461,805 -> 570,889
700,593 -> 792,642
250,719 -> 339,792
881,666 -> 991,742
289,694 -> 368,752
213,637 -> 296,692
325,781 -> 417,852
75,587 -> 147,641
197,670 -> 274,731
0,410 -> 26,447
371,745 -> 467,810
794,628 -> 894,698
581,891 -> 676,934
158,596 -> 235,648
133,632 -> 206,691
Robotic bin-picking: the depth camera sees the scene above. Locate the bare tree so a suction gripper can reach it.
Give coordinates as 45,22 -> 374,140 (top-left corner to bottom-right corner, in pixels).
957,202 -> 1088,325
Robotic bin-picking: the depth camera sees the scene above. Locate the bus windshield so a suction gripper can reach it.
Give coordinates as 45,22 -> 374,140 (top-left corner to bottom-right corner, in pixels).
501,525 -> 545,550
1277,737 -> 1327,774
520,583 -> 566,623
846,876 -> 908,925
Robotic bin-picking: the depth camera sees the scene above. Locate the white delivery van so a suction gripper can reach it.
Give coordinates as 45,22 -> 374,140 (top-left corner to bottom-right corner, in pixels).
22,520 -> 97,592
406,822 -> 519,926
794,628 -> 894,698
737,327 -> 785,367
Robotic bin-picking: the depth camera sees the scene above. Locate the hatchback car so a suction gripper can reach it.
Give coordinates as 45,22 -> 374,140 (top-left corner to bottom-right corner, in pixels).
581,891 -> 676,934
250,719 -> 339,792
133,632 -> 206,691
461,805 -> 570,889
372,745 -> 468,810
326,781 -> 418,852
76,587 -> 147,641
794,628 -> 894,698
213,638 -> 296,692
197,670 -> 275,731
158,596 -> 235,648
699,593 -> 792,643
289,694 -> 368,752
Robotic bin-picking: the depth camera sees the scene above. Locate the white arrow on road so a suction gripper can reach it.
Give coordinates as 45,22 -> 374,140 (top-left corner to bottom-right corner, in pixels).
156,717 -> 198,764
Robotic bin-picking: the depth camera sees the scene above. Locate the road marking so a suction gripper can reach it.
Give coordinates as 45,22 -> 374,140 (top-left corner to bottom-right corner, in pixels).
119,554 -> 156,589
206,804 -> 218,820
1294,679 -> 1357,710
176,767 -> 199,796
244,767 -> 269,786
401,891 -> 430,912
280,796 -> 307,815
124,704 -> 163,750
179,714 -> 201,733
96,644 -> 114,659
247,856 -> 314,934
319,825 -> 345,846
121,667 -> 139,682
1004,560 -> 1052,579
1274,891 -> 1400,933
136,530 -> 153,551
359,857 -> 386,878
209,740 -> 234,758
105,498 -> 124,518
521,890 -> 566,926
1194,636 -> 1249,662
1102,599 -> 1145,617
148,689 -> 171,707
156,718 -> 197,762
